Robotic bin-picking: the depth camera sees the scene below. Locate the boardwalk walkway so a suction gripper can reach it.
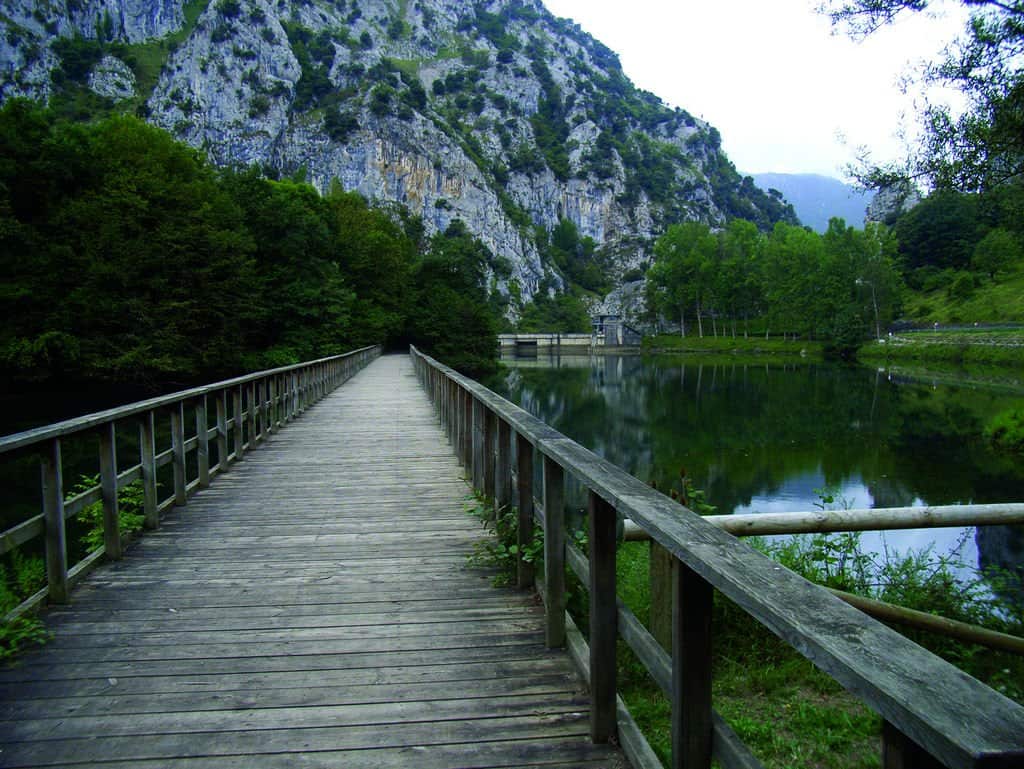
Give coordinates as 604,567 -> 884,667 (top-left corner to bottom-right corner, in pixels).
0,354 -> 624,769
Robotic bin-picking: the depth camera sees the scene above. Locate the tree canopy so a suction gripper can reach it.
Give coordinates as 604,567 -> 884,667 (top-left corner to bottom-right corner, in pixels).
822,0 -> 1024,192
645,217 -> 903,354
0,101 -> 504,387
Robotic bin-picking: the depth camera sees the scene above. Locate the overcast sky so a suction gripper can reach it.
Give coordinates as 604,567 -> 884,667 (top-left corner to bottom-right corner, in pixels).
541,0 -> 969,181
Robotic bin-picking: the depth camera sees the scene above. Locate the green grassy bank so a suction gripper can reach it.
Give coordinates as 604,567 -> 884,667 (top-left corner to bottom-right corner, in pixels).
642,334 -> 824,361
858,328 -> 1024,368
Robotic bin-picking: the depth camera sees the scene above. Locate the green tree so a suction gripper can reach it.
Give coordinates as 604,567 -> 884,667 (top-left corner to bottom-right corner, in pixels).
220,169 -> 354,367
822,0 -> 1024,191
759,223 -> 825,339
327,187 -> 415,345
407,221 -> 500,377
0,104 -> 258,384
972,227 -> 1022,279
646,222 -> 718,337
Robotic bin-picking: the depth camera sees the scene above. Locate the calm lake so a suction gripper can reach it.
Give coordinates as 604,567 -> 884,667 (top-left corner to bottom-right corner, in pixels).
488,352 -> 1024,600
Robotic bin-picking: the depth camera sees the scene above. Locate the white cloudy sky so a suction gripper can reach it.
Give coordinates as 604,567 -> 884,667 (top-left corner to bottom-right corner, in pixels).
541,0 -> 969,180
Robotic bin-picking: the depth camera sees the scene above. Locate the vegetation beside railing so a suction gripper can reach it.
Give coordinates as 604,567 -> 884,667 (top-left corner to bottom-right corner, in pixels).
412,344 -> 1024,769
0,346 -> 381,641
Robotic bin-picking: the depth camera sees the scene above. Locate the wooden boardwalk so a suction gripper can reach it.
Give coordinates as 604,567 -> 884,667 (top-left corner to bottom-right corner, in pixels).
0,354 -> 625,769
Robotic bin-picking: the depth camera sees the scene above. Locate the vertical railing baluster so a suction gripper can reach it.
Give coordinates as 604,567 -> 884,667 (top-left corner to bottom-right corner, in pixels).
589,490 -> 617,742
234,386 -> 245,460
140,411 -> 158,529
516,432 -> 535,589
542,454 -> 565,648
248,381 -> 258,444
462,389 -> 473,470
41,438 -> 69,603
474,399 -> 487,493
99,422 -> 122,558
672,559 -> 713,769
269,378 -> 278,435
215,391 -> 228,473
495,417 -> 511,517
196,395 -> 210,488
882,722 -> 944,769
483,407 -> 496,505
171,402 -> 187,505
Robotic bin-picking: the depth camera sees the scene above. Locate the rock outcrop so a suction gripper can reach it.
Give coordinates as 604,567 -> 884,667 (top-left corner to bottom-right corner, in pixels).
1,0 -> 797,302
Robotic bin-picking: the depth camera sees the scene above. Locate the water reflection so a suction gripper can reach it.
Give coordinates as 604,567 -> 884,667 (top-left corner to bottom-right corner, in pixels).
490,352 -> 1024,590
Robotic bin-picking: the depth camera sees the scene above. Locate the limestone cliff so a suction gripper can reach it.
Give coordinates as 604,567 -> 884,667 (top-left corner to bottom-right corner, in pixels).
1,0 -> 797,301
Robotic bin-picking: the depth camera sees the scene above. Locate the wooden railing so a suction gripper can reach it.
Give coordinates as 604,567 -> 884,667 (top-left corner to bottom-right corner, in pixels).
0,345 -> 381,620
410,345 -> 1024,769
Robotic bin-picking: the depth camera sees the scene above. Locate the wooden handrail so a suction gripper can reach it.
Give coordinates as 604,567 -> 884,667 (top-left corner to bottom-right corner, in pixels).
409,344 -> 1024,769
1,345 -> 382,622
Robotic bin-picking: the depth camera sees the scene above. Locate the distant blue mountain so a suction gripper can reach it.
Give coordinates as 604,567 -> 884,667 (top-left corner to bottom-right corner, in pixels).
751,173 -> 874,233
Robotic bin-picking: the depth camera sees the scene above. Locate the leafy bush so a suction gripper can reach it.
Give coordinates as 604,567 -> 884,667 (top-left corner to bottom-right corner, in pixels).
73,476 -> 146,553
51,36 -> 105,84
0,551 -> 50,660
984,408 -> 1024,453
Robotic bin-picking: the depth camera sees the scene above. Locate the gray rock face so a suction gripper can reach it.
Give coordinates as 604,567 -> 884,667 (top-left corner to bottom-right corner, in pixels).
0,0 -> 794,305
866,181 -> 922,226
89,55 -> 137,100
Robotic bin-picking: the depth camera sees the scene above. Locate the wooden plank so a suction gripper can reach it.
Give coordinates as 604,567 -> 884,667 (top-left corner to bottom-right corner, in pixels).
0,354 -> 621,769
139,412 -> 159,529
588,490 -> 617,743
99,422 -> 121,559
672,559 -> 713,769
170,403 -> 187,506
516,431 -> 535,589
543,454 -> 565,648
41,437 -> 68,604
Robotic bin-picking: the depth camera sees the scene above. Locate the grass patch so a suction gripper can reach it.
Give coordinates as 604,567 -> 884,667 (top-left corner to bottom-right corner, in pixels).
902,269 -> 1024,325
858,331 -> 1024,368
643,334 -> 824,361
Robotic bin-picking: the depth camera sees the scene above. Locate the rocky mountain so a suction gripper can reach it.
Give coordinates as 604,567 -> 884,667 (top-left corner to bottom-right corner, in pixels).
1,0 -> 796,302
751,173 -> 873,233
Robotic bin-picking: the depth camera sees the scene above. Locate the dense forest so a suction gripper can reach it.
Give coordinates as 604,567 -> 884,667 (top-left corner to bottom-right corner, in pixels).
0,99 -> 506,387
644,180 -> 1024,352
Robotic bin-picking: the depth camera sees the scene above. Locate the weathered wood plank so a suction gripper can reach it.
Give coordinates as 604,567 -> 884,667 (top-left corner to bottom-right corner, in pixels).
0,354 -> 621,769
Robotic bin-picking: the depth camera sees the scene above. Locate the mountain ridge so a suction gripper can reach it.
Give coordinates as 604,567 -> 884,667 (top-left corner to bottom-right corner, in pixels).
1,0 -> 798,303
751,172 -> 873,233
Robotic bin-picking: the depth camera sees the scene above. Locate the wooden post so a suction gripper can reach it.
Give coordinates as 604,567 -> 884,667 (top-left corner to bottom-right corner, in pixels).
588,490 -> 617,743
542,455 -> 565,648
650,540 -> 674,651
196,395 -> 210,488
483,407 -> 496,505
258,380 -> 268,438
472,398 -> 483,491
248,382 -> 258,444
266,377 -> 276,434
41,438 -> 69,604
215,391 -> 228,473
233,386 -> 245,459
99,422 -> 122,559
672,559 -> 713,769
882,721 -> 945,769
462,389 -> 473,470
171,403 -> 187,506
140,411 -> 158,529
495,418 -> 511,517
516,433 -> 535,589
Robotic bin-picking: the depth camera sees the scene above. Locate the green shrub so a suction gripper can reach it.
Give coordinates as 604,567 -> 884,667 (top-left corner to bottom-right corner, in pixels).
73,476 -> 146,553
984,408 -> 1024,453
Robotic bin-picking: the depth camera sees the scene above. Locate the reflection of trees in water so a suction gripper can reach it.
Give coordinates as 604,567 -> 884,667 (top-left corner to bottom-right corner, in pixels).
977,525 -> 1024,607
496,355 -> 1024,520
